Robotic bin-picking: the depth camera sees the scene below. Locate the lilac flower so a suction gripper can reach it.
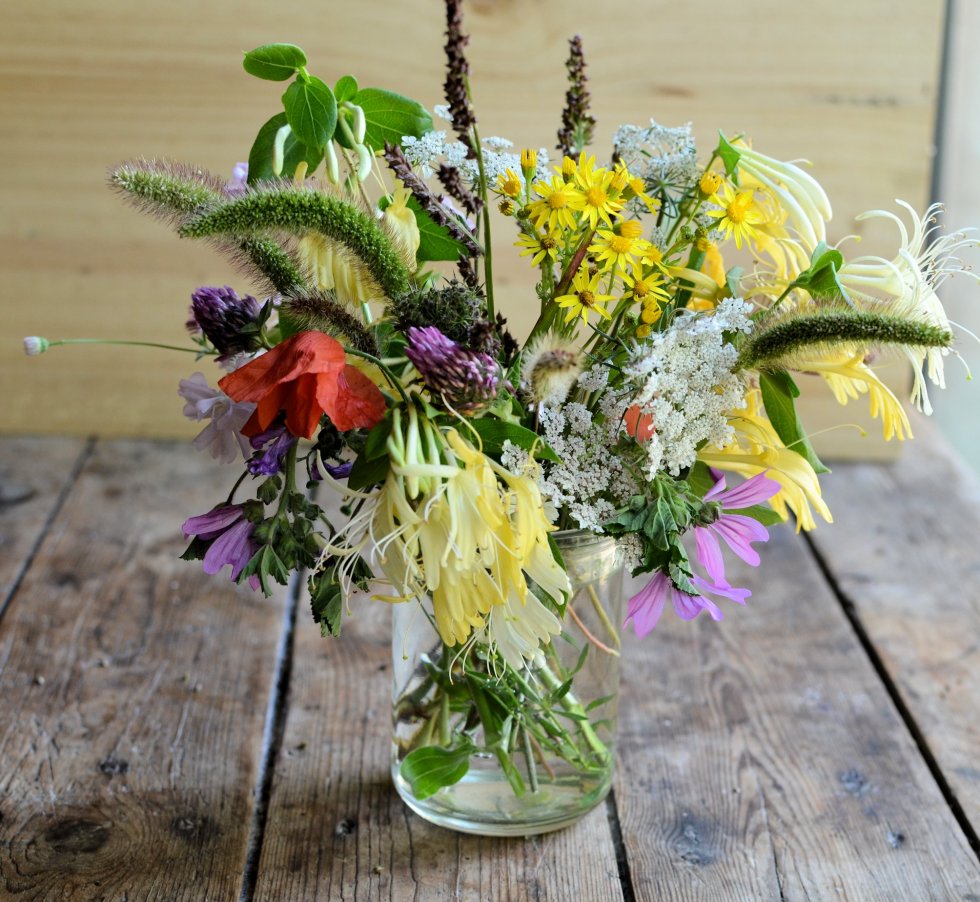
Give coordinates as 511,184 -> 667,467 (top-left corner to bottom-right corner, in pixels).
248,419 -> 298,476
224,162 -> 249,196
626,571 -> 751,638
404,326 -> 502,415
178,372 -> 255,464
308,456 -> 354,482
182,504 -> 259,588
187,286 -> 263,362
694,470 -> 780,584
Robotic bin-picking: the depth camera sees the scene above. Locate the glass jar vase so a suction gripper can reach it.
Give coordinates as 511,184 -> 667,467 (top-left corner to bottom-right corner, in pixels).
390,530 -> 624,836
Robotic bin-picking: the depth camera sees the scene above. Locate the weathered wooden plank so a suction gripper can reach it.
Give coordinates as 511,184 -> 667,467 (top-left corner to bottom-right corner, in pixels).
0,440 -> 287,900
807,417 -> 980,832
0,436 -> 88,609
252,600 -> 625,901
616,526 -> 980,900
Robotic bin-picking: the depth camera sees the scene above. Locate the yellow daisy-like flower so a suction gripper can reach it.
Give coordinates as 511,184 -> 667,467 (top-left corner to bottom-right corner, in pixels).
706,183 -> 766,250
591,220 -> 650,270
621,262 -> 671,307
496,167 -> 523,199
516,230 -> 561,267
642,243 -> 670,275
554,267 -> 615,324
570,165 -> 623,230
528,176 -> 581,232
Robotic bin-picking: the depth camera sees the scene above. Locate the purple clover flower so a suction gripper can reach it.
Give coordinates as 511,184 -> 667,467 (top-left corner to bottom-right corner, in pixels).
694,470 -> 780,585
187,286 -> 263,362
404,326 -> 502,415
182,504 -> 259,589
247,419 -> 298,477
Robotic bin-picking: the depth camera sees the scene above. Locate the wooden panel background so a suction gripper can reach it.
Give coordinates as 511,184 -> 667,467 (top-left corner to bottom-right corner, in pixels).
0,0 -> 945,442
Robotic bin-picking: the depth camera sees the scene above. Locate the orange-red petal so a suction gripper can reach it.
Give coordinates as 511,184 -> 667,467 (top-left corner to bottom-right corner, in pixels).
318,364 -> 387,431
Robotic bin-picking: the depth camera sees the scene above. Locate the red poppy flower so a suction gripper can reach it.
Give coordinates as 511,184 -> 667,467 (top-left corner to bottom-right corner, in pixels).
218,331 -> 386,439
624,405 -> 655,443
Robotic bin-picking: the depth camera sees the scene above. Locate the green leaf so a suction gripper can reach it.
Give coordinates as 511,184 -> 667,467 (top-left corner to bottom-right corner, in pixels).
725,265 -> 744,299
334,75 -> 359,103
347,450 -> 390,490
247,112 -> 324,184
310,572 -> 344,638
716,132 -> 742,177
467,418 -> 561,463
759,370 -> 831,474
282,76 -> 338,151
789,241 -> 852,305
739,504 -> 785,527
362,415 -> 393,461
243,43 -> 307,82
399,744 -> 472,800
353,87 -> 433,151
408,197 -> 466,263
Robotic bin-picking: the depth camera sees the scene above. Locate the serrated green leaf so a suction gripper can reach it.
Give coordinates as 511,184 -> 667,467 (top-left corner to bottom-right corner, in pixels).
353,87 -> 433,151
716,132 -> 742,177
467,418 -> 561,463
282,76 -> 337,151
334,75 -> 359,103
759,370 -> 831,474
247,112 -> 324,184
243,43 -> 307,81
399,744 -> 472,800
310,573 -> 344,638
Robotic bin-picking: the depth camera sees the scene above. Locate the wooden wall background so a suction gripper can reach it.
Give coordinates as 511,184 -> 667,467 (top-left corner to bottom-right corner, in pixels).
0,0 -> 945,450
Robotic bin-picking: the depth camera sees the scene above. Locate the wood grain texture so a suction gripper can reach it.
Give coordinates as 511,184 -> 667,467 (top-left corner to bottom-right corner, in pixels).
0,437 -> 88,607
0,0 -> 944,439
0,440 -> 287,900
616,527 -> 980,900
807,416 -> 980,830
252,600 -> 625,901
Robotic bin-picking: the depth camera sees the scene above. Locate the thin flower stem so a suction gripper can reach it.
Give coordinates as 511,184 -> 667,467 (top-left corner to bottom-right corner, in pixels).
586,584 -> 622,648
44,338 -> 206,354
520,721 -> 540,793
469,120 -> 495,319
344,347 -> 411,406
527,730 -> 557,781
566,602 -> 620,657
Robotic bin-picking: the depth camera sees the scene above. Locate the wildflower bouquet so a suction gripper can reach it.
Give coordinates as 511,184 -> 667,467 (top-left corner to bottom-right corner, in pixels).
27,2 -> 976,834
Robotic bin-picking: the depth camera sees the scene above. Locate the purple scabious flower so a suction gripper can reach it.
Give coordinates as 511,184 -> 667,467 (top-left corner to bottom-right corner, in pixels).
178,372 -> 255,464
404,325 -> 502,415
247,419 -> 297,477
182,504 -> 259,588
694,470 -> 780,585
187,286 -> 263,362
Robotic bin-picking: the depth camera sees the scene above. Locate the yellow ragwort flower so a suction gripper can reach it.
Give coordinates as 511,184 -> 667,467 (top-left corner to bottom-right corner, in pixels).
554,267 -> 616,324
621,262 -> 671,307
496,167 -> 523,199
516,229 -> 561,267
591,219 -> 650,270
528,176 -> 581,232
706,183 -> 766,250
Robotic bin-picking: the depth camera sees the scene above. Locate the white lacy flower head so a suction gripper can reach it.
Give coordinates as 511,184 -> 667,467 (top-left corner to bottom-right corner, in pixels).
401,129 -> 549,188
613,119 -> 698,199
621,298 -> 753,478
178,372 -> 255,464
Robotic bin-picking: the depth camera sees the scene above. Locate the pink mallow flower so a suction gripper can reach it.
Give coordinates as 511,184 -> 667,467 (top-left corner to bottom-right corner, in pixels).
626,571 -> 751,638
178,372 -> 256,464
182,504 -> 259,589
626,470 -> 779,637
693,469 -> 780,585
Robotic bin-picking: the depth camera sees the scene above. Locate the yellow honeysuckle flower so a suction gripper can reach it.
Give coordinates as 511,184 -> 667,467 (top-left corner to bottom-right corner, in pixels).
383,186 -> 422,270
799,351 -> 912,441
734,141 -> 833,249
699,390 -> 833,532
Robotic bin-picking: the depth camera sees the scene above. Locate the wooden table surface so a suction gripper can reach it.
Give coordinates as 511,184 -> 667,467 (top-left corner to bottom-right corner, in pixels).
0,423 -> 978,901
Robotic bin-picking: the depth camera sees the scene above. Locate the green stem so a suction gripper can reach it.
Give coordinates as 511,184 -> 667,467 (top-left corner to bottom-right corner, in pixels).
540,647 -> 609,763
470,123 -> 495,320
520,721 -> 540,793
39,338 -> 207,354
344,347 -> 411,406
586,584 -> 621,649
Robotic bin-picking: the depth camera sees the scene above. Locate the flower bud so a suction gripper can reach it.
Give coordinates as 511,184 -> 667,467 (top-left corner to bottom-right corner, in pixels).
699,170 -> 723,196
23,336 -> 49,356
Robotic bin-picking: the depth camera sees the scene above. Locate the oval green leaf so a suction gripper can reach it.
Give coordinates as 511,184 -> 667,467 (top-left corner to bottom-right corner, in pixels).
334,75 -> 359,103
399,745 -> 472,801
353,87 -> 433,151
247,112 -> 324,184
243,43 -> 308,82
282,76 -> 338,151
